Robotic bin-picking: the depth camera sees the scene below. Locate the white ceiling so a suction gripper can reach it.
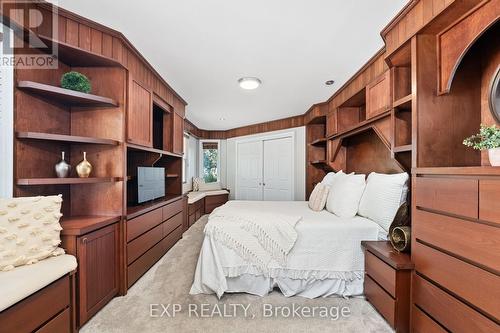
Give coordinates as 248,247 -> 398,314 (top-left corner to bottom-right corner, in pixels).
52,0 -> 408,130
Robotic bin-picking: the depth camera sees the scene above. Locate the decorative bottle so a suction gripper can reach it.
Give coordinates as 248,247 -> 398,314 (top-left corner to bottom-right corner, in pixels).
76,152 -> 92,178
55,151 -> 71,178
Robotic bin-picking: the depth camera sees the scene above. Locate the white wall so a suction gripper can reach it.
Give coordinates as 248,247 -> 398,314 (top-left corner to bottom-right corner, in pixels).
182,134 -> 199,193
225,126 -> 306,201
0,24 -> 14,198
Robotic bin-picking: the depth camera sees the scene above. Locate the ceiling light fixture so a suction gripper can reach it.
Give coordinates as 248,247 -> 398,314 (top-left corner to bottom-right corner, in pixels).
238,77 -> 261,90
219,117 -> 226,121
325,80 -> 335,86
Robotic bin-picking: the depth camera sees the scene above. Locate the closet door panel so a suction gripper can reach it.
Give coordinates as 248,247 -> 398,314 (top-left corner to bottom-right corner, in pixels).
263,137 -> 293,201
236,141 -> 263,200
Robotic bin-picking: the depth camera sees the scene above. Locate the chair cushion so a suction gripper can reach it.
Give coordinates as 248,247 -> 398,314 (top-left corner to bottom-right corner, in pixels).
0,195 -> 65,271
0,254 -> 77,311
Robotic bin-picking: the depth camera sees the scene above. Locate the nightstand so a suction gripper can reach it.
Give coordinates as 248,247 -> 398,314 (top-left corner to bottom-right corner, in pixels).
361,241 -> 413,333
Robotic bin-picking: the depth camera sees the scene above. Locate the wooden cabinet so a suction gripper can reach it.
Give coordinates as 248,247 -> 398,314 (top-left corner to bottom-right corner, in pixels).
204,193 -> 229,214
188,198 -> 205,227
127,78 -> 153,147
76,224 -> 119,325
366,70 -> 391,119
172,112 -> 184,154
362,241 -> 413,333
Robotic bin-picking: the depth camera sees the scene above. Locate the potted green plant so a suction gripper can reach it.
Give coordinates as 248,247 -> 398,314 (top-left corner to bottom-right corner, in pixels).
60,71 -> 91,93
463,124 -> 500,166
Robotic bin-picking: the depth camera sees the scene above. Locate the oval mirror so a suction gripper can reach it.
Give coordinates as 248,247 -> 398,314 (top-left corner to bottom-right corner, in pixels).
491,67 -> 500,123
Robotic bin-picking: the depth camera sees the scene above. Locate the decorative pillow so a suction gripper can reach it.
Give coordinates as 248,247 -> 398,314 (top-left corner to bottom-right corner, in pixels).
358,172 -> 409,231
0,195 -> 65,271
198,181 -> 222,192
321,170 -> 346,188
192,177 -> 205,191
308,183 -> 330,211
326,174 -> 366,218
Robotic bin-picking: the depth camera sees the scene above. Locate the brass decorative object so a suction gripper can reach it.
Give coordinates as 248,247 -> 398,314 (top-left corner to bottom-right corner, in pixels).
55,151 -> 70,178
76,152 -> 92,178
390,226 -> 411,252
389,202 -> 411,252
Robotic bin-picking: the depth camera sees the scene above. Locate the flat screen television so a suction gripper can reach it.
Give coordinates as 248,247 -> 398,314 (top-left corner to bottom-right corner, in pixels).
137,167 -> 165,204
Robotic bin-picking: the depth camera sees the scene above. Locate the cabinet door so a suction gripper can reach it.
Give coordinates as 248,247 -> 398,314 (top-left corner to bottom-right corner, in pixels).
127,78 -> 153,147
77,224 -> 119,325
366,70 -> 391,119
172,112 -> 184,154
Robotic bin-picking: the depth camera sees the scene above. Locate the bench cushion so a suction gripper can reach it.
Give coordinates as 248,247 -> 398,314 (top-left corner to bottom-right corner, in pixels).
187,190 -> 229,204
0,254 -> 77,311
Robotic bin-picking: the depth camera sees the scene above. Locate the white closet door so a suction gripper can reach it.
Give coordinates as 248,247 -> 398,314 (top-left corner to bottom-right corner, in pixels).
236,141 -> 263,200
263,137 -> 293,201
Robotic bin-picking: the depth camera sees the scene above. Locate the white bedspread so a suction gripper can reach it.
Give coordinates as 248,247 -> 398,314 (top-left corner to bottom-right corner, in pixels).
190,201 -> 385,298
206,202 -> 301,270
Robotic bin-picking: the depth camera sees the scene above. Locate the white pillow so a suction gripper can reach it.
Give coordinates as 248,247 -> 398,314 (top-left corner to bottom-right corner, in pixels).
0,195 -> 65,271
308,183 -> 330,211
192,177 -> 205,191
198,181 -> 222,192
326,174 -> 366,218
321,170 -> 345,187
358,172 -> 409,231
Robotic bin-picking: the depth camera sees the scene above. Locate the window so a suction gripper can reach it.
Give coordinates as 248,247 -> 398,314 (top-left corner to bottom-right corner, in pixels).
200,140 -> 219,183
182,133 -> 189,183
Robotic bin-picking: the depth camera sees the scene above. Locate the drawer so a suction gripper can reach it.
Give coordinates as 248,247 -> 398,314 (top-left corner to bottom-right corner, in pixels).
127,223 -> 163,265
195,208 -> 202,221
414,242 -> 499,319
163,212 -> 183,237
188,203 -> 197,215
127,208 -> 163,242
364,275 -> 395,327
413,274 -> 497,333
414,209 -> 500,272
127,225 -> 183,288
412,305 -> 447,333
415,177 -> 478,218
0,276 -> 70,333
162,199 -> 183,221
205,194 -> 228,205
35,308 -> 70,333
365,251 -> 396,297
479,180 -> 500,226
188,213 -> 196,227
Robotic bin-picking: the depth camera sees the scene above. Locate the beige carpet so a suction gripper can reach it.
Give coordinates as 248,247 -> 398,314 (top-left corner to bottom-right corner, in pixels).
81,215 -> 393,333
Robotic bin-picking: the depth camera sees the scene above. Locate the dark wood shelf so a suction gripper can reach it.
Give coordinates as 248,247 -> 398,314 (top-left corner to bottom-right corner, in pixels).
127,143 -> 183,158
18,81 -> 118,107
393,94 -> 412,109
310,160 -> 327,165
16,177 -> 122,186
166,174 -> 179,178
37,35 -> 124,68
361,241 -> 413,270
393,144 -> 412,153
329,110 -> 391,140
413,166 -> 500,176
310,138 -> 327,146
61,215 -> 121,236
127,194 -> 184,219
16,131 -> 120,145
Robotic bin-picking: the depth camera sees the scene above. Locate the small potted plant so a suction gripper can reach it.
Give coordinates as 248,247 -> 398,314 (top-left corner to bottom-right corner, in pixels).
61,71 -> 92,93
463,124 -> 500,166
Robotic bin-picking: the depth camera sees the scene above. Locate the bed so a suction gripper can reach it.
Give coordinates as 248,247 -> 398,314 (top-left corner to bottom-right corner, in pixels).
190,200 -> 387,298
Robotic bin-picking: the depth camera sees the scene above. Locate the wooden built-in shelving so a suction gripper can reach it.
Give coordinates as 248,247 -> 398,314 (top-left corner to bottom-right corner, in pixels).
329,110 -> 391,140
37,35 -> 124,68
127,143 -> 183,158
310,160 -> 327,165
16,131 -> 120,145
393,144 -> 412,153
16,177 -> 122,186
310,138 -> 327,146
17,81 -> 118,107
60,216 -> 121,236
393,94 -> 412,109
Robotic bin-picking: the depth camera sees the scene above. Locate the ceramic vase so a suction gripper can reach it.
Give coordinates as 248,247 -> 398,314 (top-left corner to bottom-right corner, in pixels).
488,147 -> 500,166
55,151 -> 71,178
76,152 -> 92,178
